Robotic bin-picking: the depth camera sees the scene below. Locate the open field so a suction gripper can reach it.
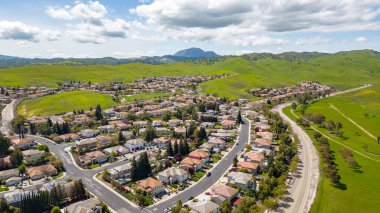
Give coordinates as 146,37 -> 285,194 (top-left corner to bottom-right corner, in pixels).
283,86 -> 380,213
17,90 -> 115,117
125,93 -> 169,102
1,50 -> 379,99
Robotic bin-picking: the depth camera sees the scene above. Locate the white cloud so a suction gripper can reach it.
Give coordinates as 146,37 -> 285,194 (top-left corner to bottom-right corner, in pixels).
355,36 -> 368,43
17,41 -> 30,48
46,1 -> 130,44
0,20 -> 61,42
130,0 -> 380,45
295,36 -> 331,45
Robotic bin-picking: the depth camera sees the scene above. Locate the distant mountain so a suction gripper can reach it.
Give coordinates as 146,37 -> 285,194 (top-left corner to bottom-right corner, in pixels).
0,54 -> 19,60
174,47 -> 219,58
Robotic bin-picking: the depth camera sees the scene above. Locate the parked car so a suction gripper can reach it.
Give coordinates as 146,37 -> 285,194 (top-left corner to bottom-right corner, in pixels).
207,172 -> 211,177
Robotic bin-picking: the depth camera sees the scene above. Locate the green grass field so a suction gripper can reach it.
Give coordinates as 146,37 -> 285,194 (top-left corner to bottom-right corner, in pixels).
17,90 -> 115,117
124,93 -> 169,102
283,85 -> 380,213
1,50 -> 379,100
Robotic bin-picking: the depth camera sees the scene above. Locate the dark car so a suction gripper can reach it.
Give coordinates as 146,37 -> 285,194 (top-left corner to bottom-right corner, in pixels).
189,196 -> 194,200
207,172 -> 211,177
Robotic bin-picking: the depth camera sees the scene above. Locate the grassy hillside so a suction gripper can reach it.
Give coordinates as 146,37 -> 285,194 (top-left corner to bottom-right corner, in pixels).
1,50 -> 379,100
17,90 -> 115,117
283,85 -> 380,213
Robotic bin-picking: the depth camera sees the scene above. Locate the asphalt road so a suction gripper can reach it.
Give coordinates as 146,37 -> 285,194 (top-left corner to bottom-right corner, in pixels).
0,99 -> 19,134
273,104 -> 319,213
23,117 -> 249,213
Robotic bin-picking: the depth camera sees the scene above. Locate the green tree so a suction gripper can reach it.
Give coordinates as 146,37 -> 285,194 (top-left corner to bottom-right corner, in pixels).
118,131 -> 125,143
236,110 -> 244,124
174,141 -> 179,155
291,102 -> 297,110
183,140 -> 190,156
0,134 -> 11,156
171,200 -> 183,213
233,155 -> 238,167
130,157 -> 138,181
10,149 -> 23,167
18,164 -> 26,174
167,141 -> 174,156
220,200 -> 231,213
11,116 -> 27,135
95,104 -> 103,121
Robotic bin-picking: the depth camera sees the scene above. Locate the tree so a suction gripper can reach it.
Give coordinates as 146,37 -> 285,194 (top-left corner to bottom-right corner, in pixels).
166,141 -> 174,156
102,168 -> 111,182
51,206 -> 61,213
233,155 -> 238,167
171,200 -> 183,213
18,164 -> 26,174
198,127 -> 207,141
0,134 -> 11,156
144,127 -> 156,142
183,140 -> 190,156
11,116 -> 27,135
10,149 -> 23,167
29,123 -> 37,135
130,157 -> 138,181
95,104 -> 103,120
220,200 -> 231,213
291,102 -> 297,110
236,110 -> 244,124
118,131 -> 125,143
174,141 -> 179,155
37,144 -> 49,152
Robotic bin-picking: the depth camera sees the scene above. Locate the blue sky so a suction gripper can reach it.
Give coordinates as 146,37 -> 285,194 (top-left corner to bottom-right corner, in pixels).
0,0 -> 379,58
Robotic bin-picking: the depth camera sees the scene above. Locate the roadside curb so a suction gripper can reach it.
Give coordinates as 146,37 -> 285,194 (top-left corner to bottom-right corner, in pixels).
92,173 -> 140,208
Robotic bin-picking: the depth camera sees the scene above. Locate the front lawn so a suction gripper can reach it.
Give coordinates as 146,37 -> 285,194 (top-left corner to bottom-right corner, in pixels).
52,171 -> 64,179
87,164 -> 100,169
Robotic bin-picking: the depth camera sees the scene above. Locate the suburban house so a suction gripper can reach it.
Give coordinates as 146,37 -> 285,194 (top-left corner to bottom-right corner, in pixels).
152,137 -> 171,149
6,176 -> 23,186
221,120 -> 236,130
133,121 -> 148,128
155,127 -> 171,135
210,183 -> 238,202
180,157 -> 203,172
95,135 -> 112,147
253,138 -> 272,149
64,198 -> 102,213
0,168 -> 19,181
122,131 -> 134,140
97,125 -> 116,134
11,138 -> 34,150
168,119 -> 183,127
227,171 -> 253,191
103,145 -> 129,156
136,177 -> 165,196
237,161 -> 259,174
79,151 -> 108,165
256,131 -> 273,140
188,149 -> 210,163
188,200 -> 221,213
22,149 -> 45,161
109,163 -> 132,179
200,122 -> 215,128
244,152 -> 265,166
27,164 -> 58,180
200,143 -> 214,153
207,138 -> 226,148
152,120 -> 164,127
76,138 -> 98,150
174,127 -> 187,135
58,133 -> 80,142
124,138 -> 145,151
78,129 -> 99,138
157,167 -> 188,184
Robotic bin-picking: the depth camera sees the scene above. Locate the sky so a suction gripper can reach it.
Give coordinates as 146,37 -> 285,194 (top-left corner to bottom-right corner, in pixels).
0,0 -> 379,58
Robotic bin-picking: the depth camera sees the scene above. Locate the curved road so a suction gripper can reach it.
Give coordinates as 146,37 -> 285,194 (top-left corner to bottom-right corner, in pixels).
273,104 -> 320,213
1,97 -> 250,213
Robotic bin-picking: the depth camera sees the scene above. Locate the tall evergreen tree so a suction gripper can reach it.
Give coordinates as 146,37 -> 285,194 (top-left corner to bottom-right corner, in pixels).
184,140 -> 190,155
236,110 -> 244,124
95,104 -> 103,121
130,157 -> 138,181
166,141 -> 174,156
179,139 -> 185,156
174,141 -> 179,155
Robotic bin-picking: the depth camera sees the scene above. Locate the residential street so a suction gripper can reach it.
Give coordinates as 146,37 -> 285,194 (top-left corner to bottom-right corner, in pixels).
1,96 -> 250,213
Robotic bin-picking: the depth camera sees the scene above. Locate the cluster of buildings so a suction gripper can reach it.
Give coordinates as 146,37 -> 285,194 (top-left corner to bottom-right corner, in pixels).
0,137 -> 58,187
249,81 -> 333,101
186,109 -> 275,213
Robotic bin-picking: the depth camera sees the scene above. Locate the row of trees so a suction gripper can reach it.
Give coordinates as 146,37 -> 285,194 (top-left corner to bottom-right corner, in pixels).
130,152 -> 152,181
314,132 -> 341,184
166,138 -> 190,158
15,179 -> 87,213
